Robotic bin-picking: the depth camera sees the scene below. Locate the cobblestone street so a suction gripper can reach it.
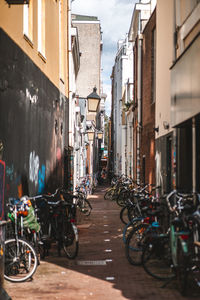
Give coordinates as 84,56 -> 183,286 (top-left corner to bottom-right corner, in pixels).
4,185 -> 199,300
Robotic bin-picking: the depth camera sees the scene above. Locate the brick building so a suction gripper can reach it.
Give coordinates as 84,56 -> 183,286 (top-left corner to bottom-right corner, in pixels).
140,8 -> 156,186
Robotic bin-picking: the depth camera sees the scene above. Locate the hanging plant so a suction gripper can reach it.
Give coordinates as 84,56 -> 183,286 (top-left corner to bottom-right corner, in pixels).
122,101 -> 134,112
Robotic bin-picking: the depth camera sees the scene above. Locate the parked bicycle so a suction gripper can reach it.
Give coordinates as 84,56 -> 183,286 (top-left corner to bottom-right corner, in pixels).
75,186 -> 92,216
142,190 -> 200,295
5,198 -> 38,283
32,188 -> 79,259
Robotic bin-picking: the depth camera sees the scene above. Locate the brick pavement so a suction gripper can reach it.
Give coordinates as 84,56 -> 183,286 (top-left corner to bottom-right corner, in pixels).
4,184 -> 200,300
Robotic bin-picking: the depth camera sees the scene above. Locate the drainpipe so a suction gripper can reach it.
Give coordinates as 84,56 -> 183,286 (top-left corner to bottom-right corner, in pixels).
125,83 -> 128,176
173,0 -> 177,62
136,12 -> 143,184
192,117 -> 196,193
129,121 -> 133,177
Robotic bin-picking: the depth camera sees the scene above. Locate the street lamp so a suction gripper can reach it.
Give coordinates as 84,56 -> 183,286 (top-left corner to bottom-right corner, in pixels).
87,131 -> 95,141
87,87 -> 101,113
97,132 -> 103,140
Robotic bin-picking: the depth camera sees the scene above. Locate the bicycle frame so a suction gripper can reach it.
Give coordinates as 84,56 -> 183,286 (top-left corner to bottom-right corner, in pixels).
166,190 -> 191,268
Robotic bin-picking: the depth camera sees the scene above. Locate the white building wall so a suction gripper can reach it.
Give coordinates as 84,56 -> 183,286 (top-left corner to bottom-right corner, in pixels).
112,36 -> 133,176
156,0 -> 174,139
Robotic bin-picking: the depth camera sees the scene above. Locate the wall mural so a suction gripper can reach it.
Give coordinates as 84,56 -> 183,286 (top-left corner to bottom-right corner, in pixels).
29,151 -> 39,186
38,164 -> 46,194
155,150 -> 163,193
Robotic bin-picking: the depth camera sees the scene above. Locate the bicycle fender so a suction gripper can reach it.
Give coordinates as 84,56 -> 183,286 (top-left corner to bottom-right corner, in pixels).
178,236 -> 188,254
72,223 -> 79,241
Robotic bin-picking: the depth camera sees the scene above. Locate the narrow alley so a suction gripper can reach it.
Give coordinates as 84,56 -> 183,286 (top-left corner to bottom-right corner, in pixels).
4,185 -> 197,300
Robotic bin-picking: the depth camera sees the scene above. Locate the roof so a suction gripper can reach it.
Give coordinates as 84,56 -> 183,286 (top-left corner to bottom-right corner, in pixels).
72,14 -> 99,22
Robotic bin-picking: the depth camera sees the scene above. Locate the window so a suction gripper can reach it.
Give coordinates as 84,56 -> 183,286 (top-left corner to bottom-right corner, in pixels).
38,0 -> 45,57
23,0 -> 33,42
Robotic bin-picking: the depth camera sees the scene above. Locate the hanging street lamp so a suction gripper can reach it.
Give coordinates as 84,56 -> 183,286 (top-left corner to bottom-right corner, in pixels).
87,131 -> 95,141
87,87 -> 101,113
97,132 -> 103,140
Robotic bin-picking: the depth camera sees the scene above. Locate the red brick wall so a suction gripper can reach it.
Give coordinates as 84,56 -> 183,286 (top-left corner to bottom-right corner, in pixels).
140,8 -> 156,185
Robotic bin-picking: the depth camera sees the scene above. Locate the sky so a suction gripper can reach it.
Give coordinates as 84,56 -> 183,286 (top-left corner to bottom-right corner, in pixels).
71,0 -> 137,116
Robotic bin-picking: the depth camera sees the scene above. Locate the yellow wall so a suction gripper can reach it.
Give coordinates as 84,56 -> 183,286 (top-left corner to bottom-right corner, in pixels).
0,0 -> 68,96
155,0 -> 174,138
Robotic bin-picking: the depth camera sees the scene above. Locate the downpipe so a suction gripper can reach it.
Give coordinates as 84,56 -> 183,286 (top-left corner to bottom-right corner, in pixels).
136,31 -> 143,184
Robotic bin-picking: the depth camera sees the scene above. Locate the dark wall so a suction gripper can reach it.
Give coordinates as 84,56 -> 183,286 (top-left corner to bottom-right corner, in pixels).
140,8 -> 156,185
177,120 -> 192,193
0,29 -> 68,200
155,132 -> 173,194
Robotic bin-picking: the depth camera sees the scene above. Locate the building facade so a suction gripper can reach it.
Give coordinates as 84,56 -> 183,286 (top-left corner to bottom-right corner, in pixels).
0,0 -> 69,197
0,0 -> 69,292
72,14 -> 103,184
111,36 -> 133,176
171,0 -> 200,193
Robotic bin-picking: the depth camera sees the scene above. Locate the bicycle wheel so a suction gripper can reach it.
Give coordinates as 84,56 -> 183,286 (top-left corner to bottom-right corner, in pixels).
142,235 -> 175,280
116,191 -> 129,207
186,221 -> 200,293
63,222 -> 79,259
120,206 -> 129,225
104,189 -> 113,200
4,238 -> 38,283
125,223 -> 149,265
177,238 -> 189,296
81,199 -> 92,216
123,218 -> 143,244
128,204 -> 141,222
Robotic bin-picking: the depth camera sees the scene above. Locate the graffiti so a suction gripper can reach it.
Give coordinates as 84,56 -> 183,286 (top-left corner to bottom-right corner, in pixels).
29,151 -> 39,186
155,151 -> 163,188
0,160 -> 5,220
38,165 -> 45,194
18,183 -> 23,198
6,164 -> 14,181
56,147 -> 62,161
26,88 -> 38,104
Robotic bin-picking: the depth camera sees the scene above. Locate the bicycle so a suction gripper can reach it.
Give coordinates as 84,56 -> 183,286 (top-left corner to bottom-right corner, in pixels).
4,198 -> 38,283
125,210 -> 162,265
35,188 -> 79,259
75,186 -> 92,216
142,190 -> 200,295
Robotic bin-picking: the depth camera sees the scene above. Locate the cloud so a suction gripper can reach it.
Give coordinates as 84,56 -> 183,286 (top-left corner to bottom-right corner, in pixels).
72,0 -> 137,114
72,0 -> 134,42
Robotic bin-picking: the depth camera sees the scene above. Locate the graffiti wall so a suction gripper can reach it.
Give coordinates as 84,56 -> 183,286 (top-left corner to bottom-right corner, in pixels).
0,29 -> 69,199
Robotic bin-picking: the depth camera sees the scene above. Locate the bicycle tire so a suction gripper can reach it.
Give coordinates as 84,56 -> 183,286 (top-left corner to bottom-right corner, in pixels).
4,238 -> 38,283
120,206 -> 129,224
104,189 -> 113,200
125,223 -> 149,265
116,192 -> 128,207
63,222 -> 79,259
177,238 -> 189,296
123,218 -> 144,244
185,221 -> 200,293
127,205 -> 141,222
142,235 -> 175,280
81,199 -> 92,216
